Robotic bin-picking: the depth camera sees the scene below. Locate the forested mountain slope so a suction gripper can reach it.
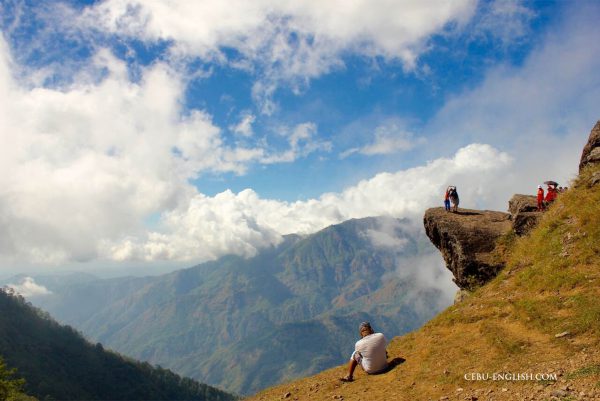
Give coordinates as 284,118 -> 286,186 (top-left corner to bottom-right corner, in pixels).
0,288 -> 236,401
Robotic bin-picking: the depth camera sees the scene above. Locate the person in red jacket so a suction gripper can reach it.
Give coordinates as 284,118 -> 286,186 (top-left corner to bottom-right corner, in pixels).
537,185 -> 545,211
545,184 -> 558,205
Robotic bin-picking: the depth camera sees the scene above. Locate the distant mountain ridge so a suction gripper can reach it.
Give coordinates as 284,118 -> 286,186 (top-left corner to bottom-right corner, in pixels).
18,216 -> 453,395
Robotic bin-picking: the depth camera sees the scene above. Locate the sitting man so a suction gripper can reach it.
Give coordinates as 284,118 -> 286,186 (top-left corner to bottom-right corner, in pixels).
340,322 -> 388,382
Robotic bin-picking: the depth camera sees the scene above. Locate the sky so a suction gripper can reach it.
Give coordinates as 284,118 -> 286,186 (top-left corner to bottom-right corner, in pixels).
0,0 -> 599,276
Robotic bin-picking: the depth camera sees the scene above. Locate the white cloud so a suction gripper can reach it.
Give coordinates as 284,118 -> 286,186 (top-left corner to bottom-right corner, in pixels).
0,44 -> 213,264
365,229 -> 409,250
7,276 -> 52,297
0,33 -> 338,266
260,122 -> 332,164
471,0 -> 536,46
341,121 -> 426,157
103,190 -> 284,261
80,0 -> 477,111
84,0 -> 476,64
361,218 -> 419,255
357,217 -> 457,310
105,143 -> 512,262
0,37 -> 282,265
230,113 -> 256,137
393,252 -> 457,311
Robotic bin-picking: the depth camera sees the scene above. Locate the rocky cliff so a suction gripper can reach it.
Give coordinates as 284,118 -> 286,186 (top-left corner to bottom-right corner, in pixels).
423,208 -> 511,290
424,121 -> 600,291
424,191 -> 551,290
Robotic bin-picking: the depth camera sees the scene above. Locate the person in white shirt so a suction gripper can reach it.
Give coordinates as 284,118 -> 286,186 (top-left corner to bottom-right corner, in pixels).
340,322 -> 388,382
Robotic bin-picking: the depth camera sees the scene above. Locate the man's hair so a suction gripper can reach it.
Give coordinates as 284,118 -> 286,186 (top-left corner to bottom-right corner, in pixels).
359,321 -> 374,334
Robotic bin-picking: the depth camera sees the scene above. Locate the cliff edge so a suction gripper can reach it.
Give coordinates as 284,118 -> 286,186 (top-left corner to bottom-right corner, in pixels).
423,208 -> 511,290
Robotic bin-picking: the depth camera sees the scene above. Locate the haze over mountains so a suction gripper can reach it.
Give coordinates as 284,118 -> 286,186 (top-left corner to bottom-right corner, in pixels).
9,216 -> 456,395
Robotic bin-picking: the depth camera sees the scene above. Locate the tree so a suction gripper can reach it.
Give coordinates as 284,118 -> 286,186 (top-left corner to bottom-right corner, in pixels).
0,356 -> 28,401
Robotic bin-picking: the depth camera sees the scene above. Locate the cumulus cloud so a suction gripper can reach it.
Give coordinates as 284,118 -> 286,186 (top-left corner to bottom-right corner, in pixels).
0,40 -> 231,264
84,0 -> 476,63
104,143 -> 512,262
80,0 -> 477,111
0,36 -> 328,266
7,276 -> 52,297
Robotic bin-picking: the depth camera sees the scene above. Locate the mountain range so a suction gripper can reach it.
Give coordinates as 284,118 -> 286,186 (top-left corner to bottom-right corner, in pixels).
14,216 -> 454,395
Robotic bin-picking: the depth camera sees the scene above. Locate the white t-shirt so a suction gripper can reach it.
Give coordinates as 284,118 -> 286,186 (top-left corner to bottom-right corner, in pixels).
352,332 -> 387,374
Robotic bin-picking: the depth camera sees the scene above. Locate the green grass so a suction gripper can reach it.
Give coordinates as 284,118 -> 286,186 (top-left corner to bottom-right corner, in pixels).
480,322 -> 529,354
567,364 -> 600,380
492,165 -> 600,338
568,294 -> 600,334
513,298 -> 563,334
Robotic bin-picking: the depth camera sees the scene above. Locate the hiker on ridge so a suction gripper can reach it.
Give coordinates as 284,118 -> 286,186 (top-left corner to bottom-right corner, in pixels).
449,186 -> 459,212
340,322 -> 388,382
537,185 -> 545,211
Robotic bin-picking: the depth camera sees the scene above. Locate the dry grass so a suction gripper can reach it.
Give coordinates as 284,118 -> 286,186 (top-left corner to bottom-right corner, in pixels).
246,166 -> 600,401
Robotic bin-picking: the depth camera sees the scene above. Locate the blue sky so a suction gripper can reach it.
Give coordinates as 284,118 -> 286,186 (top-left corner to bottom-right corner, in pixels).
0,0 -> 599,272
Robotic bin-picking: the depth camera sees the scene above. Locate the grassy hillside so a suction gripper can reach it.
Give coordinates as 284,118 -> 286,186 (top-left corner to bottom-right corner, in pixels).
247,165 -> 600,401
0,289 -> 236,401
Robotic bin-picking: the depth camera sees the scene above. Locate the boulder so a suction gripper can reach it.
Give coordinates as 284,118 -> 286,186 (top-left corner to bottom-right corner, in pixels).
423,208 -> 512,290
579,120 -> 600,173
508,194 -> 538,215
508,194 -> 543,236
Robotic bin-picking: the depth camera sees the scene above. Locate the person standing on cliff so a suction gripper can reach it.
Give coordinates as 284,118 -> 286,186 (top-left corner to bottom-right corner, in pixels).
444,186 -> 451,211
449,186 -> 459,212
537,185 -> 545,211
340,322 -> 388,382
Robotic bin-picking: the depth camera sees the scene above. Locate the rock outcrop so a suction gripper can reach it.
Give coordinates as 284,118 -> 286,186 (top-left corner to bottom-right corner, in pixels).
508,194 -> 542,236
508,194 -> 538,215
424,195 -> 544,290
423,208 -> 511,290
579,120 -> 600,173
580,121 -> 600,187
